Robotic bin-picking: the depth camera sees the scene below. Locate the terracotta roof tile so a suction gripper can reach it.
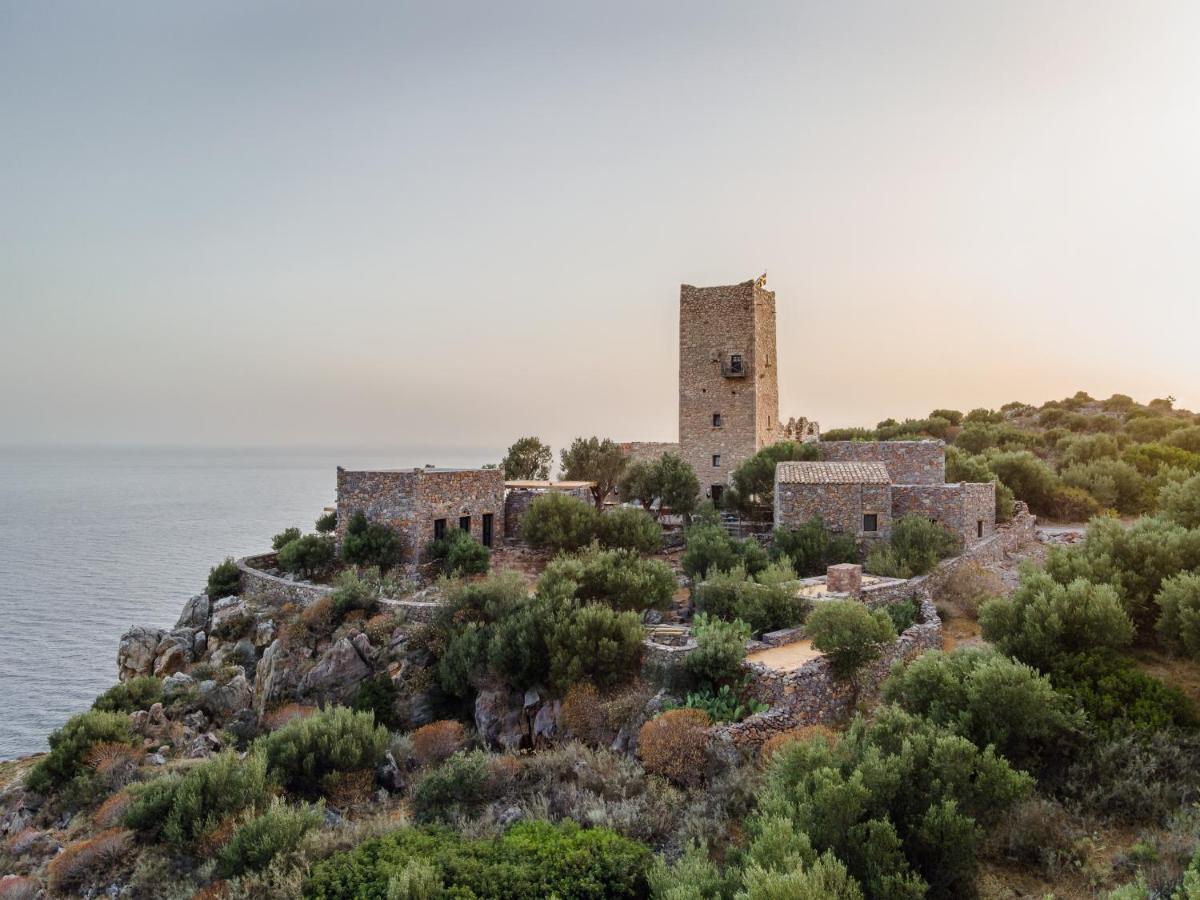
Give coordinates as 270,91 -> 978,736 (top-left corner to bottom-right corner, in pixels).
776,461 -> 891,485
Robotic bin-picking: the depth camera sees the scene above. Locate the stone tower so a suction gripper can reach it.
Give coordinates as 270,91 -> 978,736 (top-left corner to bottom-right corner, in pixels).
678,278 -> 780,502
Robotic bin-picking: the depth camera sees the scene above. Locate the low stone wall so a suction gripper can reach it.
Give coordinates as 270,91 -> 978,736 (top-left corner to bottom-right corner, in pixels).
238,556 -> 332,607
714,598 -> 943,750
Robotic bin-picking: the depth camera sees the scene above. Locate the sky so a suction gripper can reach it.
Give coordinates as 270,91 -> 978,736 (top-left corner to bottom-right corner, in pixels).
2,1 -> 1197,457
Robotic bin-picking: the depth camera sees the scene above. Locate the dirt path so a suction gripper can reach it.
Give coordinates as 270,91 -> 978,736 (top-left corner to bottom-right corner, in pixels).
747,639 -> 822,671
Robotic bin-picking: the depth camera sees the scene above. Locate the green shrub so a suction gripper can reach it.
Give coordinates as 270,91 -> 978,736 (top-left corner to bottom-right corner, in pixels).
409,750 -> 493,824
341,510 -> 404,571
1049,651 -> 1197,736
306,819 -> 652,899
257,706 -> 389,798
685,614 -> 750,692
538,546 -> 676,612
979,568 -> 1134,671
216,798 -> 322,877
805,600 -> 895,678
726,441 -> 821,515
277,534 -> 336,578
328,569 -> 377,618
987,450 -> 1061,517
548,602 -> 645,692
1125,416 -> 1187,443
1051,484 -> 1105,521
882,597 -> 919,633
271,526 -> 302,551
596,506 -> 662,553
1061,459 -> 1150,515
1156,572 -> 1200,658
315,509 -> 337,533
770,517 -> 858,577
1161,473 -> 1200,529
426,527 -> 490,576
945,448 -> 1015,521
207,557 -> 241,598
694,561 -> 807,636
1166,426 -> 1200,454
668,684 -> 767,723
351,676 -> 400,730
520,491 -> 599,552
930,408 -> 964,426
1124,443 -> 1200,478
1058,433 -> 1122,468
888,514 -> 963,575
26,709 -> 134,795
882,648 -> 1084,775
124,751 -> 273,846
92,676 -> 161,714
1064,730 -> 1200,822
681,523 -> 768,581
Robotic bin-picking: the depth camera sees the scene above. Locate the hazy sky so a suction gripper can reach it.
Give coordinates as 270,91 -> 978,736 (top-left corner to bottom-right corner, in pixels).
2,1 -> 1197,456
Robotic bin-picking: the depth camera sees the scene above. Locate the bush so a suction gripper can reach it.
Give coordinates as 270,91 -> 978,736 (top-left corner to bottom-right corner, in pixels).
207,557 -> 241,598
1162,474 -> 1200,529
931,408 -> 964,425
92,676 -> 161,714
726,441 -> 821,515
1166,426 -> 1200,454
987,798 -> 1087,880
277,533 -> 336,578
257,706 -> 389,798
638,708 -> 711,787
426,526 -> 490,576
410,720 -> 466,767
315,509 -> 337,533
328,569 -> 377,618
1049,651 -> 1197,736
670,684 -> 767,724
596,506 -> 662,553
501,435 -> 553,480
1051,484 -> 1105,521
694,562 -> 807,636
341,510 -> 404,571
306,820 -> 652,899
560,684 -> 609,745
351,676 -> 400,730
1064,730 -> 1200,821
681,523 -> 768,581
271,526 -> 302,551
46,829 -> 132,894
932,562 -> 1004,620
216,799 -> 322,878
882,648 -> 1083,775
1156,572 -> 1200,658
882,597 -> 919,633
979,568 -> 1134,671
685,614 -> 750,692
987,450 -> 1061,516
886,514 -> 963,577
548,603 -> 645,692
538,546 -> 676,612
409,750 -> 493,824
1061,459 -> 1150,515
124,751 -> 273,846
26,710 -> 133,795
520,491 -> 599,552
805,600 -> 896,678
771,517 -> 859,577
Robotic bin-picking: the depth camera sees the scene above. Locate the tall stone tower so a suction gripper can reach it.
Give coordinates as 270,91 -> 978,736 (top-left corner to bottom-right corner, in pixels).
678,278 -> 780,502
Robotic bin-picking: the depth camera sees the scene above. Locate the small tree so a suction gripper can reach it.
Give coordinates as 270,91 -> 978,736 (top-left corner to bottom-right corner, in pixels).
207,557 -> 241,599
520,491 -> 599,552
315,510 -> 337,534
771,517 -> 858,577
596,506 -> 662,553
726,441 -> 821,517
618,459 -> 658,512
685,613 -> 751,691
277,534 -> 336,579
548,603 -> 645,692
1161,473 -> 1200,529
1156,572 -> 1200,658
806,600 -> 896,679
272,527 -> 302,551
341,510 -> 405,571
560,437 -> 628,509
427,528 -> 490,576
501,436 -> 553,481
657,452 -> 701,520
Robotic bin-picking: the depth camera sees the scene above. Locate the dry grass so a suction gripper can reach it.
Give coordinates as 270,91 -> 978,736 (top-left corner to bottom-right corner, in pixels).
0,757 -> 37,792
637,708 -> 711,788
47,829 -> 133,893
262,702 -> 318,731
0,875 -> 41,900
93,789 -> 134,828
411,720 -> 466,767
560,685 -> 608,746
1131,648 -> 1200,711
758,725 -> 839,766
323,768 -> 376,809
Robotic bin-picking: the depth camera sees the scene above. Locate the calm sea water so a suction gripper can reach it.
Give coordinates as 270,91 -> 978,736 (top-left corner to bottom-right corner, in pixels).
0,445 -> 494,759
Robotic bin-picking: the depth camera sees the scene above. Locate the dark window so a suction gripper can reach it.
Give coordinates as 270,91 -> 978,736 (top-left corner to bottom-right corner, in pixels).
863,513 -> 879,532
729,354 -> 743,373
433,518 -> 446,540
712,412 -> 723,427
711,484 -> 724,505
482,513 -> 494,548
977,519 -> 984,538
459,515 -> 471,532
712,454 -> 721,467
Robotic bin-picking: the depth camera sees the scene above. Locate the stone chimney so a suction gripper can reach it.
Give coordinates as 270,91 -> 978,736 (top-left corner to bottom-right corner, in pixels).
826,563 -> 863,596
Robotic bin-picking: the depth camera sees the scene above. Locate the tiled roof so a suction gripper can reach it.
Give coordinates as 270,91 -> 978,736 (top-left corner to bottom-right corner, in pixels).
776,461 -> 891,485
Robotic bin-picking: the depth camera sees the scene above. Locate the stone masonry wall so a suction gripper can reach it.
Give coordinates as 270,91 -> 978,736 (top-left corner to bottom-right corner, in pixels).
504,486 -> 592,539
818,440 -> 946,485
775,482 -> 893,538
621,442 -> 682,464
891,482 -> 997,547
679,280 -> 779,498
337,467 -> 505,564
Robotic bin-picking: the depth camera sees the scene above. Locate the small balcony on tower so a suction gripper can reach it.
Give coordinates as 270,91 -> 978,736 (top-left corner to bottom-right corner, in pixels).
720,353 -> 747,377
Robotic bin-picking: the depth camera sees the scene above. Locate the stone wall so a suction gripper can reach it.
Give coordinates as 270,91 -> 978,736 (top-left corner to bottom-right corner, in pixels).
817,440 -> 946,485
621,441 -> 682,464
776,481 -> 892,538
714,599 -> 943,750
504,485 -> 593,539
678,279 -> 779,498
238,555 -> 331,607
892,481 -> 996,546
337,467 -> 505,564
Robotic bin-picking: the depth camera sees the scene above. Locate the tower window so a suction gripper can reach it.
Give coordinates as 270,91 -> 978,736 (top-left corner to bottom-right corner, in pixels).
712,454 -> 721,467
977,520 -> 984,538
712,413 -> 723,427
433,518 -> 446,540
729,354 -> 743,373
863,514 -> 878,533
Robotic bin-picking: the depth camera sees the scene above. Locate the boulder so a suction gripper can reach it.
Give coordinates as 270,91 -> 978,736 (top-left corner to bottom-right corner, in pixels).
254,639 -> 305,717
176,594 -> 211,630
533,700 -> 560,746
253,620 -> 277,649
475,688 -> 529,750
117,627 -> 166,681
161,672 -> 195,700
153,630 -> 195,677
210,598 -> 249,637
192,630 -> 207,659
298,637 -> 371,705
199,671 -> 253,720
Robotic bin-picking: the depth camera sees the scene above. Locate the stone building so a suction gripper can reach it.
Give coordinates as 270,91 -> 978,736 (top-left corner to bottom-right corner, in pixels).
336,466 -> 505,565
774,440 -> 996,546
503,480 -> 594,539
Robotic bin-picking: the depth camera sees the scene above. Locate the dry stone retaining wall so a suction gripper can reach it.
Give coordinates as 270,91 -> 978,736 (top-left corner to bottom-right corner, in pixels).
817,440 -> 946,485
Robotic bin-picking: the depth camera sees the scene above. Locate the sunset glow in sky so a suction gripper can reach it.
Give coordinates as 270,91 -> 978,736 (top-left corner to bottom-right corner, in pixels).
2,1 -> 1197,452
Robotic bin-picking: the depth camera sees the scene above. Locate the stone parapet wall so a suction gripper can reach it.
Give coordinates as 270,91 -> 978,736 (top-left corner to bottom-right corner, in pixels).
714,599 -> 943,750
622,442 -> 682,464
238,555 -> 332,607
504,486 -> 592,539
817,440 -> 946,485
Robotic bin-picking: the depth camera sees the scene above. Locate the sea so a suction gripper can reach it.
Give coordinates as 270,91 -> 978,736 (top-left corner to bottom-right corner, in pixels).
0,445 -> 495,759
